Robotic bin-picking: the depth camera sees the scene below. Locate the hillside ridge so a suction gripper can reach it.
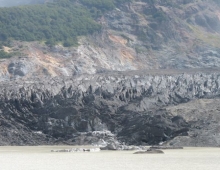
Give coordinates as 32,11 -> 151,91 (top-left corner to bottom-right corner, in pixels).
1,0 -> 220,146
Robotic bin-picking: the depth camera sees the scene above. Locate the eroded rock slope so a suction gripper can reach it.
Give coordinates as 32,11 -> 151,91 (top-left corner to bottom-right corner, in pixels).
1,0 -> 220,80
0,69 -> 220,146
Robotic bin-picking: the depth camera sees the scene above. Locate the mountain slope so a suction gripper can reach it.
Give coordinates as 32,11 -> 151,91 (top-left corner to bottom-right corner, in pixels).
1,0 -> 220,80
1,0 -> 220,147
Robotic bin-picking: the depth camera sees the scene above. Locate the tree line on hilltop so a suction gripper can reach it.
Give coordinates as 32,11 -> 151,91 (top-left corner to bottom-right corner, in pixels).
0,0 -> 130,47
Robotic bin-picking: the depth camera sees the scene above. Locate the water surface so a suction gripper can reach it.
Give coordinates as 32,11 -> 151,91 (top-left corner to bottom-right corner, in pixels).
0,146 -> 219,170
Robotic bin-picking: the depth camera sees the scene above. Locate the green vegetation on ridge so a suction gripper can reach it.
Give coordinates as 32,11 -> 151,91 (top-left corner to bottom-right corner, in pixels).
0,50 -> 13,59
0,0 -> 102,47
0,0 -> 130,47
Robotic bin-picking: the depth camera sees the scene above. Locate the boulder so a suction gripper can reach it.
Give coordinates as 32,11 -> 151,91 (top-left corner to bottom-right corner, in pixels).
133,149 -> 164,154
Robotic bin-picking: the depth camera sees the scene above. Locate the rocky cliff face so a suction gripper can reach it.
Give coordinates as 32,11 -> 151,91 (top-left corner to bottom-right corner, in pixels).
1,69 -> 220,146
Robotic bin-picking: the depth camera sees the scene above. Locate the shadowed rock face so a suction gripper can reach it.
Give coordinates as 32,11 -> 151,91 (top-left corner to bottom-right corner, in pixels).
1,69 -> 220,146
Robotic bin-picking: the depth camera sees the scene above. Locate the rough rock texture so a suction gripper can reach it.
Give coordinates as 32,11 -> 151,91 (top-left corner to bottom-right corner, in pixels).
0,69 -> 220,146
165,99 -> 220,147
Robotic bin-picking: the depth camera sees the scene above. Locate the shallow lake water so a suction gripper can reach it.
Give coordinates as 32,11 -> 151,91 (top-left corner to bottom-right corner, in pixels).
0,146 -> 220,170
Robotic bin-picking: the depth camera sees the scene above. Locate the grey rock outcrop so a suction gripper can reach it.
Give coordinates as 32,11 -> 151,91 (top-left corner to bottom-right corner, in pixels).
134,149 -> 164,154
0,69 -> 220,146
8,61 -> 30,77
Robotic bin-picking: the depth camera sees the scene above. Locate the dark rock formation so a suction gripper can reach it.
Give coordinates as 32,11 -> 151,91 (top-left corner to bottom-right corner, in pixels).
0,69 -> 220,146
134,149 -> 164,154
8,62 -> 29,77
